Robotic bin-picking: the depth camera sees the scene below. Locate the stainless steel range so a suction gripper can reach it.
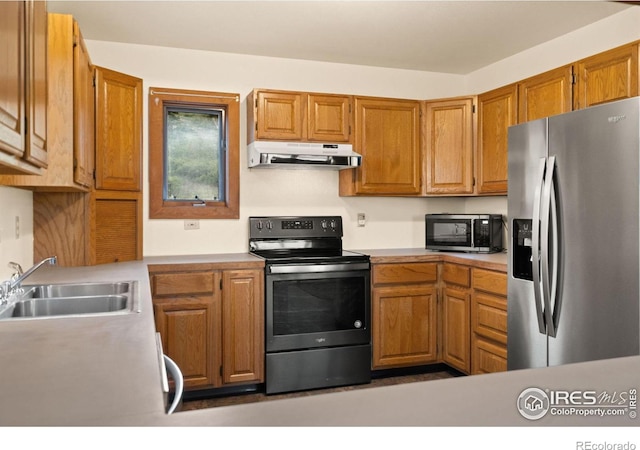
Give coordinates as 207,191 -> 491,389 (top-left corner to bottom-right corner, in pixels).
249,216 -> 371,395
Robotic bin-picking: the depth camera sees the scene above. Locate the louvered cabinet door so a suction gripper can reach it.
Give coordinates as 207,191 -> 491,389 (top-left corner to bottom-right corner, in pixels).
89,190 -> 142,264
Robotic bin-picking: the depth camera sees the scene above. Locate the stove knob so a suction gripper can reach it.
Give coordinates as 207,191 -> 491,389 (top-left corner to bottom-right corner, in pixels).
330,220 -> 337,230
321,220 -> 328,231
256,221 -> 263,230
266,220 -> 273,230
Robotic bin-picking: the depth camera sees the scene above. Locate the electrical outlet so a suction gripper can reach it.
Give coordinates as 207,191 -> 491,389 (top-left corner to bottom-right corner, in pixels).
15,216 -> 19,239
184,220 -> 200,230
357,213 -> 366,227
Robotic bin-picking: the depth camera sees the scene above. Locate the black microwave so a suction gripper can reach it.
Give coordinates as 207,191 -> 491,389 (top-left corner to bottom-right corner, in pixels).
425,214 -> 503,253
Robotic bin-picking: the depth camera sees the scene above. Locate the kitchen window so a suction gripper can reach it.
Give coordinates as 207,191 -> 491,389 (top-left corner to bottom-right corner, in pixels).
149,87 -> 240,219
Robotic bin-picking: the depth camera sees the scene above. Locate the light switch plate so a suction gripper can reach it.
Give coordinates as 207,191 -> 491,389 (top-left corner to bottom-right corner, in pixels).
357,213 -> 366,227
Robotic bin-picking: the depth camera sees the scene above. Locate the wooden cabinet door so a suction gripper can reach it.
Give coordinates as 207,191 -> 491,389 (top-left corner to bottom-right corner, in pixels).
477,84 -> 517,195
424,97 -> 475,195
574,42 -> 639,110
372,284 -> 437,369
518,65 -> 573,123
89,190 -> 142,264
442,287 -> 470,373
73,21 -> 94,188
155,300 -> 216,389
352,97 -> 421,195
24,0 -> 48,168
152,271 -> 220,390
307,93 -> 351,142
94,66 -> 142,191
0,2 -> 26,159
254,90 -> 304,140
221,269 -> 264,385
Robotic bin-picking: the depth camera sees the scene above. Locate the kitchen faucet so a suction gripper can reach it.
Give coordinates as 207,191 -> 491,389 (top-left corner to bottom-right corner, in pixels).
0,256 -> 57,304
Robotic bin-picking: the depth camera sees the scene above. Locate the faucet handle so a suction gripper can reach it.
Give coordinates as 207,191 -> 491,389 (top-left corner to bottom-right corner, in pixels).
8,262 -> 23,276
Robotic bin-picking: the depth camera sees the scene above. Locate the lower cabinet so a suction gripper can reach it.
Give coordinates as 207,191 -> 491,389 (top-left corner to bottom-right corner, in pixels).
371,259 -> 507,376
371,262 -> 438,369
471,268 -> 508,374
441,263 -> 471,374
150,265 -> 264,391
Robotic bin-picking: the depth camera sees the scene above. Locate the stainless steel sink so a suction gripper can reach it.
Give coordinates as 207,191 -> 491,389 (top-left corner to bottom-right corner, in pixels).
22,282 -> 131,299
0,281 -> 139,320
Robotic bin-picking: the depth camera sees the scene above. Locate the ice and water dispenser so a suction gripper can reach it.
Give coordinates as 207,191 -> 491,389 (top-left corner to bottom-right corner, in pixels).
512,219 -> 533,281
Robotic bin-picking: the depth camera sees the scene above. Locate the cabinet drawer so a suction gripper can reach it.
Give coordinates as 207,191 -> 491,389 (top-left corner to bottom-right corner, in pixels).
373,262 -> 438,285
151,271 -> 216,297
443,264 -> 470,287
472,268 -> 507,296
472,335 -> 507,374
472,292 -> 507,344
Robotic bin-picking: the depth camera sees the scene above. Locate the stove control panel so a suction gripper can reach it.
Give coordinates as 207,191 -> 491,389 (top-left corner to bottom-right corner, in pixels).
249,216 -> 343,238
282,220 -> 314,230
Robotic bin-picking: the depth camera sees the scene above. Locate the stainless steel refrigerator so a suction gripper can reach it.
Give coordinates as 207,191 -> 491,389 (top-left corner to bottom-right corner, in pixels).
507,96 -> 640,370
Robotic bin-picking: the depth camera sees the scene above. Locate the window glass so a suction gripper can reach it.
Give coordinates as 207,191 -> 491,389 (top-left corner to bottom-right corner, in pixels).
165,108 -> 224,201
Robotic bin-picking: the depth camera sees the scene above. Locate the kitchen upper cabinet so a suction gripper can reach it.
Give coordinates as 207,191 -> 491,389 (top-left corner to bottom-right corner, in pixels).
441,263 -> 471,374
372,262 -> 438,369
0,13 -> 93,190
247,88 -> 351,143
471,268 -> 507,375
518,65 -> 573,123
150,264 -> 264,392
340,96 -> 421,196
574,41 -> 639,110
0,0 -> 47,175
32,62 -> 143,266
94,66 -> 142,191
423,97 -> 475,195
476,84 -> 517,195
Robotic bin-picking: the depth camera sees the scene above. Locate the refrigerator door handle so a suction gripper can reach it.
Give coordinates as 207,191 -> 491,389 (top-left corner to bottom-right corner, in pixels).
547,160 -> 560,337
532,157 -> 547,334
541,156 -> 559,337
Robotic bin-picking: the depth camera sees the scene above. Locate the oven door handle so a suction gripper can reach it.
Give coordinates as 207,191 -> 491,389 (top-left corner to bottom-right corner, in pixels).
268,262 -> 370,274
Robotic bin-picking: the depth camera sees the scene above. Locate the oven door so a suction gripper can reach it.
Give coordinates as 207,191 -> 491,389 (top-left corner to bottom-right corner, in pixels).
265,261 -> 371,353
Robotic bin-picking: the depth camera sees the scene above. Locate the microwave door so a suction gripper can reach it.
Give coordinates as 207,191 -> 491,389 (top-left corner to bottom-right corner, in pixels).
428,220 -> 472,249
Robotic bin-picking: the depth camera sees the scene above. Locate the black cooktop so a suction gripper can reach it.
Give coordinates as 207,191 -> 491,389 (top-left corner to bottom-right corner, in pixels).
248,216 -> 368,264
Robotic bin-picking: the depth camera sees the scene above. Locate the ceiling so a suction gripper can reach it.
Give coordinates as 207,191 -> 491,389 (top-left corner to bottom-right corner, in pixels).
47,1 -> 633,74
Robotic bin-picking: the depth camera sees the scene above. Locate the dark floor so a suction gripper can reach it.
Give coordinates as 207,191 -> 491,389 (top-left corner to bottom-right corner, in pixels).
181,368 -> 458,411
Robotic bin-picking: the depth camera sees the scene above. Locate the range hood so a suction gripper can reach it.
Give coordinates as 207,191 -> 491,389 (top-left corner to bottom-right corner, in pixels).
248,141 -> 361,170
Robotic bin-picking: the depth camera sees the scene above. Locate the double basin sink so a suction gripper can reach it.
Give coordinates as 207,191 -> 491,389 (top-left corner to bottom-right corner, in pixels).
0,281 -> 139,320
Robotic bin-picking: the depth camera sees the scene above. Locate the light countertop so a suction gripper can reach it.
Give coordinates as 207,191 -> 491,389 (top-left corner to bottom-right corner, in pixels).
1,250 -> 637,427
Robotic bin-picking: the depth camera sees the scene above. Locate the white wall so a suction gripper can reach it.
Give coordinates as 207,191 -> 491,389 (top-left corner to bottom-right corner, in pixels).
1,6 -> 638,264
0,187 -> 34,280
86,40 -> 467,256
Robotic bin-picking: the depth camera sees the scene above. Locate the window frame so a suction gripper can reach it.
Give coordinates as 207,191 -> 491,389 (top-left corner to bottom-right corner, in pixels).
149,87 -> 240,219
